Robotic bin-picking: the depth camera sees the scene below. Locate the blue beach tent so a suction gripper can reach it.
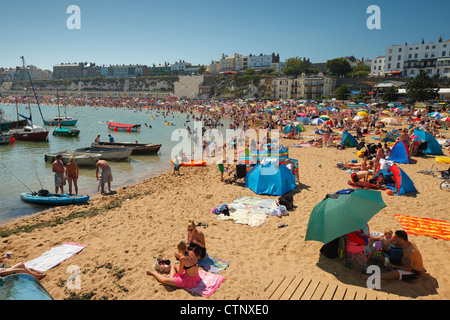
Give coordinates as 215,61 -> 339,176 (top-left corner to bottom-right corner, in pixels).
387,141 -> 410,164
0,274 -> 53,300
245,158 -> 296,196
413,129 -> 444,155
340,131 -> 358,147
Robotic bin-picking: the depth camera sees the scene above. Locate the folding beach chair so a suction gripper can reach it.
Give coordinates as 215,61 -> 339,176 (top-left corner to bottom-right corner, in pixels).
345,240 -> 369,270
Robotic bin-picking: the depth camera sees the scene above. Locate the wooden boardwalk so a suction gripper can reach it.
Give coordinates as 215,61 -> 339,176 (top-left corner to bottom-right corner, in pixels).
264,275 -> 411,300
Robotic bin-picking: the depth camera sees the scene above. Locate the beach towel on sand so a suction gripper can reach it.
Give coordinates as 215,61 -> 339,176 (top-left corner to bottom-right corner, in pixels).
394,215 -> 450,241
25,243 -> 86,272
198,253 -> 230,274
217,209 -> 268,227
185,270 -> 225,298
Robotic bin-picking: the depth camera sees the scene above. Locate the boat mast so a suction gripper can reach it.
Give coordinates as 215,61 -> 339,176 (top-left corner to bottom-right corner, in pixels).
57,89 -> 61,127
20,56 -> 45,123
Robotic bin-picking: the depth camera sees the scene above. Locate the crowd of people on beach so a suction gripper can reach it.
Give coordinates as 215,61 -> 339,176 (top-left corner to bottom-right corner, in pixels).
2,93 -> 449,290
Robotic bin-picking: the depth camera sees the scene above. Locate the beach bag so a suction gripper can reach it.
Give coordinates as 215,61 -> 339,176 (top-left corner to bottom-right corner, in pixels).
37,189 -> 49,197
356,142 -> 365,151
217,203 -> 229,216
153,257 -> 171,273
278,195 -> 294,210
320,238 -> 339,259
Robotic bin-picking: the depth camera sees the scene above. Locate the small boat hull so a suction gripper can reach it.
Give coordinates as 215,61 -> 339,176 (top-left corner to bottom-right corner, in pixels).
44,118 -> 78,126
107,121 -> 141,132
9,127 -> 49,141
45,150 -> 101,167
75,146 -> 132,161
21,192 -> 90,206
0,133 -> 12,144
53,128 -> 80,137
93,142 -> 161,154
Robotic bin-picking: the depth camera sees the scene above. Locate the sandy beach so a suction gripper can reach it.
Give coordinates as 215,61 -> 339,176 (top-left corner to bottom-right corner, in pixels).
1,126 -> 449,301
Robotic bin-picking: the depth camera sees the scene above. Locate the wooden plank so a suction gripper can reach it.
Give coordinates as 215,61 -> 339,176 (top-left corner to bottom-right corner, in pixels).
343,287 -> 357,300
332,285 -> 347,300
310,281 -> 330,300
279,276 -> 304,300
290,276 -> 312,300
264,276 -> 285,299
269,275 -> 296,300
300,277 -> 321,300
364,289 -> 379,300
354,287 -> 368,300
375,290 -> 389,300
321,283 -> 338,300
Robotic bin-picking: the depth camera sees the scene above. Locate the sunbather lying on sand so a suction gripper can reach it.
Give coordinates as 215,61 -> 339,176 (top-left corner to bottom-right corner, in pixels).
348,170 -> 370,187
0,261 -> 46,280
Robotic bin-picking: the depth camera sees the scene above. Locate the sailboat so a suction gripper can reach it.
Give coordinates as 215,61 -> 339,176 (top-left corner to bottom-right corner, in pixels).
43,92 -> 77,126
8,57 -> 49,142
52,90 -> 80,137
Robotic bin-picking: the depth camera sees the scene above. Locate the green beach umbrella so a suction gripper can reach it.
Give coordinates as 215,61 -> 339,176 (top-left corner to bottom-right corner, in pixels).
305,189 -> 386,244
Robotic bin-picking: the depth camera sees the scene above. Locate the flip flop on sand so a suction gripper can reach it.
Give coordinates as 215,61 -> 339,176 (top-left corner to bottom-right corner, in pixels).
277,223 -> 288,228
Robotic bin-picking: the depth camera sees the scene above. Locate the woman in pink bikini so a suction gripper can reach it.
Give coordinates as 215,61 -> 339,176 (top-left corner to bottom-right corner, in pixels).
146,240 -> 200,289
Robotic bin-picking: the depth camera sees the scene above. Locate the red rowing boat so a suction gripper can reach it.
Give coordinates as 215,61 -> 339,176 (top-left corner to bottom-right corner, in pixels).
107,121 -> 141,132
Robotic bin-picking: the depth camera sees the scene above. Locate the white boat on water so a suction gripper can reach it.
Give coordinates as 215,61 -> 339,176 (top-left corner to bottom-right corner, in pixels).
44,150 -> 101,167
0,132 -> 12,144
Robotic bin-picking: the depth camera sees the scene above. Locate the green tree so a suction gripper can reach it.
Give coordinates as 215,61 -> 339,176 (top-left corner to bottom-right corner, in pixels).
382,86 -> 399,102
245,68 -> 255,75
197,65 -> 207,75
350,61 -> 371,77
326,58 -> 352,76
283,57 -> 311,76
333,85 -> 351,100
405,70 -> 439,102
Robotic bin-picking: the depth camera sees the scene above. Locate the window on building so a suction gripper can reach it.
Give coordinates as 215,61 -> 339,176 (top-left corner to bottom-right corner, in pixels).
398,48 -> 402,52
426,46 -> 429,49
398,55 -> 401,60
388,56 -> 392,61
425,53 -> 428,58
396,63 -> 400,68
432,45 -> 436,49
443,51 -> 446,56
414,53 -> 418,58
388,63 -> 391,69
408,54 -> 412,59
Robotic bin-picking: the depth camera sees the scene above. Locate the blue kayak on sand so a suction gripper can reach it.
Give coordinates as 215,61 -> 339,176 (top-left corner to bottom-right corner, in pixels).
20,192 -> 90,206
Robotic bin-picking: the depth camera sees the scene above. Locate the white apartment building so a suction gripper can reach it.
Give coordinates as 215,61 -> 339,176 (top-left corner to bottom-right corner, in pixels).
370,56 -> 385,76
384,38 -> 450,78
271,74 -> 337,100
209,53 -> 280,73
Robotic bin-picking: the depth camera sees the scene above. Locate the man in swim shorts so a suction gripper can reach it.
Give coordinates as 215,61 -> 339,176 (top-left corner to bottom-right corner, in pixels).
363,230 -> 423,281
52,155 -> 66,194
65,156 -> 79,195
96,159 -> 113,194
349,170 -> 369,187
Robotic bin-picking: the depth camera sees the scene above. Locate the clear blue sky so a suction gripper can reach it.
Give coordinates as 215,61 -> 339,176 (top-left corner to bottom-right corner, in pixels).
1,0 -> 449,70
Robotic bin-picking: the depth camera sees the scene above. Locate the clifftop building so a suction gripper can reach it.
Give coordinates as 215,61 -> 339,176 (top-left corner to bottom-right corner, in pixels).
209,52 -> 280,73
381,38 -> 450,78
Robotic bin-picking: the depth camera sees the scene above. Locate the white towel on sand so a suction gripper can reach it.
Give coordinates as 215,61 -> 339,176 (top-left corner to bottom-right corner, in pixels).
25,243 -> 86,272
